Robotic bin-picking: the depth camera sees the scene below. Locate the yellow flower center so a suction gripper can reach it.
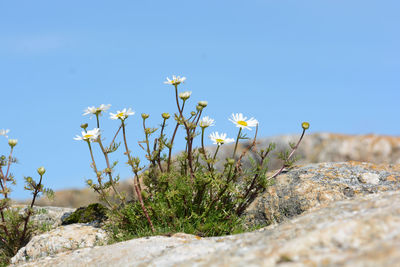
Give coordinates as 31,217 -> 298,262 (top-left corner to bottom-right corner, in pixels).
237,121 -> 248,126
216,138 -> 224,144
117,112 -> 124,118
83,134 -> 93,139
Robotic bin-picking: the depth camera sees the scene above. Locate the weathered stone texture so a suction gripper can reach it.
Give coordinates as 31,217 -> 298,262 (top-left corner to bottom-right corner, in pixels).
243,161 -> 400,227
11,190 -> 400,267
11,224 -> 108,265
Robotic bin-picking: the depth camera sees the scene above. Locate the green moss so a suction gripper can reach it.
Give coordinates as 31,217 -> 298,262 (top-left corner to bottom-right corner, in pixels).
62,203 -> 107,225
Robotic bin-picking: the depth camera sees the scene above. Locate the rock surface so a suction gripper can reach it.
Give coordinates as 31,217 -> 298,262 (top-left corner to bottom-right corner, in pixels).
11,205 -> 75,230
11,190 -> 400,267
243,161 -> 400,227
9,161 -> 400,267
11,223 -> 107,265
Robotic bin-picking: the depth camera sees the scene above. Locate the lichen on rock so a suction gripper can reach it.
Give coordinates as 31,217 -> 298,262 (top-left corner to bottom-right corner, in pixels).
61,203 -> 108,226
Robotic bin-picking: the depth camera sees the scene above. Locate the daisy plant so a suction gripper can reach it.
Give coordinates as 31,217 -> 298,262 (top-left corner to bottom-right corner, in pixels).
76,75 -> 309,240
0,130 -> 53,266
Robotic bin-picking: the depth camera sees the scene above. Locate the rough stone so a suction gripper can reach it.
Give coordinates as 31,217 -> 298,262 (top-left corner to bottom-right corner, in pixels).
11,205 -> 75,230
243,161 -> 400,227
358,172 -> 380,184
11,190 -> 400,267
10,223 -> 108,265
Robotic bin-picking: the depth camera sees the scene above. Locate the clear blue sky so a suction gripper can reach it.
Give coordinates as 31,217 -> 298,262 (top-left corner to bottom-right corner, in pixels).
1,0 -> 399,200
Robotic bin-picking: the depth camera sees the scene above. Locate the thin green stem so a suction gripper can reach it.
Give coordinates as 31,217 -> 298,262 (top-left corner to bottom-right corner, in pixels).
96,114 -> 100,128
142,118 -> 153,165
174,85 -> 195,181
167,122 -> 180,172
98,138 -> 123,202
200,128 -> 212,172
155,119 -> 167,172
269,128 -> 306,180
232,128 -> 242,159
4,147 -> 14,199
109,124 -> 122,149
87,142 -> 113,208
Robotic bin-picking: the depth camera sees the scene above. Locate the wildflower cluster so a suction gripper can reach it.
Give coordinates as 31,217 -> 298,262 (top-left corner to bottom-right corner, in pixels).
0,130 -> 53,265
75,76 -> 309,239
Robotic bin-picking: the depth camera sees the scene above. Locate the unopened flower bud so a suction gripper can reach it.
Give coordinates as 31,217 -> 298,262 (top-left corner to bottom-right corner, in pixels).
1,155 -> 5,160
141,113 -> 149,119
96,171 -> 102,177
87,179 -> 93,186
162,113 -> 170,120
179,91 -> 192,101
8,139 -> 18,148
198,101 -> 208,108
227,158 -> 235,165
302,122 -> 310,130
190,111 -> 196,116
80,123 -> 88,130
196,105 -> 203,111
37,167 -> 46,176
105,168 -> 111,174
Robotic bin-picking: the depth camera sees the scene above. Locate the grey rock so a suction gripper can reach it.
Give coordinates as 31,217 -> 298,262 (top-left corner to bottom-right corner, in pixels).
243,161 -> 400,227
10,223 -> 107,265
11,205 -> 75,230
11,190 -> 400,267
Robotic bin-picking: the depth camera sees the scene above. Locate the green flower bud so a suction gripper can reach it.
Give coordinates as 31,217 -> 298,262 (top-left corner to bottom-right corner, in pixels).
190,111 -> 196,116
141,113 -> 150,119
198,101 -> 208,108
227,158 -> 235,165
8,139 -> 18,148
80,123 -> 88,130
105,168 -> 111,174
96,171 -> 102,177
302,122 -> 310,130
162,113 -> 170,120
196,105 -> 203,111
37,167 -> 46,176
87,179 -> 93,186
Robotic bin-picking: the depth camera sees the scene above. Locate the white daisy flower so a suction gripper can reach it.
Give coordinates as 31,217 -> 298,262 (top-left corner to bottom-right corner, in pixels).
0,129 -> 10,138
83,104 -> 111,117
110,108 -> 135,121
209,132 -> 234,145
229,113 -> 258,130
74,128 -> 100,142
164,75 -> 186,86
199,116 -> 215,128
179,91 -> 192,101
